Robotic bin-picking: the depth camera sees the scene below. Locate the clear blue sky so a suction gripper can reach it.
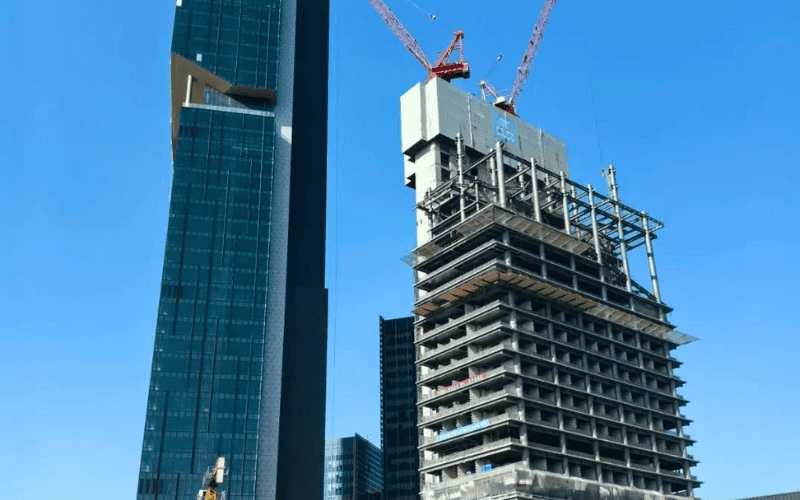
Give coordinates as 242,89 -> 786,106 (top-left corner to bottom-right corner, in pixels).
2,0 -> 798,499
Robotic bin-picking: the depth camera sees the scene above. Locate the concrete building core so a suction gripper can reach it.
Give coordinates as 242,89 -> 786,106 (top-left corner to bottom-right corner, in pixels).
401,78 -> 700,500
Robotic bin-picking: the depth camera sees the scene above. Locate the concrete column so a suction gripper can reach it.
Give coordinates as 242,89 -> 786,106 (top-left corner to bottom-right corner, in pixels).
530,157 -> 542,223
570,255 -> 578,289
685,471 -> 694,496
489,157 -> 497,204
571,186 -> 579,219
607,165 -> 632,291
588,185 -> 603,268
496,142 -> 507,207
503,230 -> 512,265
655,464 -> 664,493
644,394 -> 655,431
457,132 -> 466,221
560,171 -> 571,235
609,344 -> 619,376
642,211 -> 662,302
469,387 -> 480,405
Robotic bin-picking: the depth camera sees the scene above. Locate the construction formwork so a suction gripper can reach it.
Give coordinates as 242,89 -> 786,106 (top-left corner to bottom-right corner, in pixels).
401,79 -> 699,500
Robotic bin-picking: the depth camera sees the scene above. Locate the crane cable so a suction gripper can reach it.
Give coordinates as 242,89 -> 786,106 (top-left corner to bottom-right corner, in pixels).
402,0 -> 435,20
582,25 -> 605,168
400,0 -> 460,35
480,53 -> 503,84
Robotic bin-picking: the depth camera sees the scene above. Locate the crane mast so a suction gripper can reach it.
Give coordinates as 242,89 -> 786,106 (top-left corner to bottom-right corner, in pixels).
508,0 -> 557,110
366,0 -> 470,81
481,0 -> 558,115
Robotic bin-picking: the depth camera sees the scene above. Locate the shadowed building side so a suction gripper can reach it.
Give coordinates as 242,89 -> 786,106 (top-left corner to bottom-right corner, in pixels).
325,434 -> 384,500
380,316 -> 420,500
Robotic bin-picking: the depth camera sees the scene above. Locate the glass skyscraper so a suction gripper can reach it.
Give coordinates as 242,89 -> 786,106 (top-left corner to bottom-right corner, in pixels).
324,434 -> 384,500
379,316 -> 419,500
136,1 -> 329,499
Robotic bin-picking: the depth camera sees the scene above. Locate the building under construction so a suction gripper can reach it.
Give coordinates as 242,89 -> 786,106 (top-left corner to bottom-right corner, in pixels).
402,78 -> 700,500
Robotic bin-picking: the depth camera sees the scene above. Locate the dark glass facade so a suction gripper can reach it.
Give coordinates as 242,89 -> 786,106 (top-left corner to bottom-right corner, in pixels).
380,316 -> 419,500
137,106 -> 277,500
324,434 -> 383,500
137,0 -> 329,499
171,0 -> 280,91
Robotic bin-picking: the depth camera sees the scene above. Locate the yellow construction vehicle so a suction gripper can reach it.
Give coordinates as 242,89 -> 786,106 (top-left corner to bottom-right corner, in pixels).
197,456 -> 227,500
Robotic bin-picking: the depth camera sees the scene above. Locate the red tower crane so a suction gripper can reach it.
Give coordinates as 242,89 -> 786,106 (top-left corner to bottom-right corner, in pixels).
367,0 -> 470,81
480,0 -> 558,115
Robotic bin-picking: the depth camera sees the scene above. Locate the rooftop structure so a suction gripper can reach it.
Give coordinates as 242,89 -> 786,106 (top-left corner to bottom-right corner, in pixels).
401,78 -> 699,500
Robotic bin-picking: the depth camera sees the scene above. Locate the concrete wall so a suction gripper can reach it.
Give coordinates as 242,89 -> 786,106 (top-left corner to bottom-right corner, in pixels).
401,78 -> 569,187
400,78 -> 570,247
423,466 -> 684,500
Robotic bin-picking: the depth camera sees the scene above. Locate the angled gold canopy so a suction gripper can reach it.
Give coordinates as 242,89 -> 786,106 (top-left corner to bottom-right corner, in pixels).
170,52 -> 277,155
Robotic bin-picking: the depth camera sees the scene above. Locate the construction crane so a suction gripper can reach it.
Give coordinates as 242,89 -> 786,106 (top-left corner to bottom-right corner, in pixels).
367,0 -> 470,81
197,456 -> 227,500
479,0 -> 558,115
